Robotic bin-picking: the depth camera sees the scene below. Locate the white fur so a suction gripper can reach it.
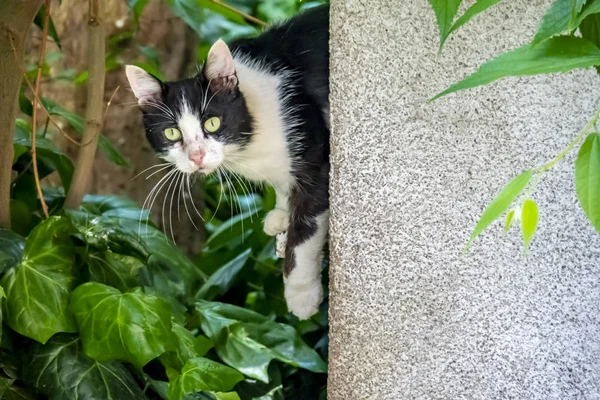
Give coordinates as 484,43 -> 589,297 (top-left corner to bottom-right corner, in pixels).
284,210 -> 329,319
264,208 -> 289,236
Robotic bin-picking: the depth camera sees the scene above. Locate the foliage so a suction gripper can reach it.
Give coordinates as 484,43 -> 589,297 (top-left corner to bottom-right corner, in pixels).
428,0 -> 600,253
3,0 -> 329,399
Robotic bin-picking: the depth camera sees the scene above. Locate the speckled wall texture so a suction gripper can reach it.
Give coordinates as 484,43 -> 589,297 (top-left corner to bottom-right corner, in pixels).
328,1 -> 600,399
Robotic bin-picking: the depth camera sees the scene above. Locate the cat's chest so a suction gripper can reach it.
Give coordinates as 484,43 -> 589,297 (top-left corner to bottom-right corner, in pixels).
227,146 -> 294,190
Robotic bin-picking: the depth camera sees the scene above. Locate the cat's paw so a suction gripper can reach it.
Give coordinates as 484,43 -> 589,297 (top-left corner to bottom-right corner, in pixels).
285,278 -> 323,320
264,208 -> 289,236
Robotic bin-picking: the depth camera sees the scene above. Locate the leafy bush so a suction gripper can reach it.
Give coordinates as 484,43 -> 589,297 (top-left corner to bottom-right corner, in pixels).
1,0 -> 329,399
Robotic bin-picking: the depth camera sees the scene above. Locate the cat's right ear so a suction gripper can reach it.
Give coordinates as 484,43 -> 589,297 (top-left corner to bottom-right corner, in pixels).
125,65 -> 162,105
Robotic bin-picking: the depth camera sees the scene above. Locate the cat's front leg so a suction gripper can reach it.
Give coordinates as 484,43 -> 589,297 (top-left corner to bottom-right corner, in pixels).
284,210 -> 329,319
263,188 -> 290,236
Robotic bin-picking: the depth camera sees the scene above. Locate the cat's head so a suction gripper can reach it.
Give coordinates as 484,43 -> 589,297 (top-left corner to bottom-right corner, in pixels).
125,40 -> 252,175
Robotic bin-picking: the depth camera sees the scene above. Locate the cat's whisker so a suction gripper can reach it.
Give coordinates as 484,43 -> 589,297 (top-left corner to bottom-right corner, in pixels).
176,171 -> 182,223
167,170 -> 179,244
186,174 -> 205,222
145,169 -> 178,238
144,164 -> 174,180
130,163 -> 170,182
207,169 -> 225,225
161,170 -> 178,243
202,79 -> 213,112
204,87 -> 222,113
224,159 -> 279,195
181,172 -> 199,230
221,170 -> 245,241
222,164 -> 258,220
139,168 -> 176,237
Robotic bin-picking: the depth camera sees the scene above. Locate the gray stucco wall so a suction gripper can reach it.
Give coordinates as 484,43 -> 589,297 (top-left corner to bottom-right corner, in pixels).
328,1 -> 600,399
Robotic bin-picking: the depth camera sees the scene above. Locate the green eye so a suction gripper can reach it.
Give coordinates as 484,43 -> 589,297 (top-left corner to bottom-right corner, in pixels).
204,117 -> 221,133
164,128 -> 181,141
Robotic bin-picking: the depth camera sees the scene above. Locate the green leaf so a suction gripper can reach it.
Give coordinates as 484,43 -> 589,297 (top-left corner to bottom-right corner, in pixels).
0,287 -> 4,344
196,301 -> 327,382
442,0 -> 503,51
0,217 -> 77,343
160,322 -> 198,370
128,0 -> 149,22
570,0 -> 588,28
257,0 -> 298,22
521,199 -> 539,253
504,209 -> 515,233
22,334 -> 146,399
205,211 -> 256,251
580,13 -> 600,60
168,357 -> 244,400
67,213 -> 204,302
70,283 -> 175,368
0,376 -> 37,400
88,251 -> 144,292
14,119 -> 74,190
576,0 -> 600,25
575,132 -> 600,234
427,0 -> 462,49
0,230 -> 25,275
196,249 -> 251,301
532,0 -> 579,45
465,170 -> 533,249
34,5 -> 61,49
41,98 -> 128,166
431,36 -> 600,101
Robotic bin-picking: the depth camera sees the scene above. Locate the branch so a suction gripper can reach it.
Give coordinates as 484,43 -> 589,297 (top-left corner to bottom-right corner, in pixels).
209,0 -> 267,27
64,0 -> 106,209
30,0 -> 51,218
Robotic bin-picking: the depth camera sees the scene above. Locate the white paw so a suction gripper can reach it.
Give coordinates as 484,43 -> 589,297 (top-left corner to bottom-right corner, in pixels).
285,279 -> 323,320
264,208 -> 289,236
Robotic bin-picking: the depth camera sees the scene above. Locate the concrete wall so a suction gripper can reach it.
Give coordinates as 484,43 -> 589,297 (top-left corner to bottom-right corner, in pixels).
328,1 -> 600,399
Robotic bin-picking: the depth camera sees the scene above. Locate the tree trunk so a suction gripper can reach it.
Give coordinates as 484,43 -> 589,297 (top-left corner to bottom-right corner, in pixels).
64,0 -> 105,209
0,0 -> 44,228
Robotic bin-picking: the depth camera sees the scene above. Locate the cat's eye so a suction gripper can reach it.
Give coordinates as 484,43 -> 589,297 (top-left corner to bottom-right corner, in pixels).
204,117 -> 221,133
164,128 -> 181,141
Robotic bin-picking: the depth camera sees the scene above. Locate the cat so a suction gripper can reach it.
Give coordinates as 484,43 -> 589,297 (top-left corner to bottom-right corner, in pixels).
125,5 -> 329,319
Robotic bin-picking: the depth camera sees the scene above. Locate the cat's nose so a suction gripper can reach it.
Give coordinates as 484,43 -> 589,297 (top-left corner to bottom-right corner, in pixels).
189,150 -> 205,167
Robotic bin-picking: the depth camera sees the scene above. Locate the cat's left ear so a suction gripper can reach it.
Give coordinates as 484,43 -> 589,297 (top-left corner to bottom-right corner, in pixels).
125,65 -> 163,105
203,39 -> 237,91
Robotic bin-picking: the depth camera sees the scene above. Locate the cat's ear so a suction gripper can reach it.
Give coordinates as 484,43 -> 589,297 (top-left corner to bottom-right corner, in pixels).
125,65 -> 162,105
204,39 -> 237,90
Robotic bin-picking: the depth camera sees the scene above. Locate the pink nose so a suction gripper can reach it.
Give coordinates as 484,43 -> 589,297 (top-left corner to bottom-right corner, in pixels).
189,150 -> 205,167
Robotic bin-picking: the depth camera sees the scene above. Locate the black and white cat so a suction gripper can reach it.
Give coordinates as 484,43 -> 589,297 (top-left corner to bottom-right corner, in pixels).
125,5 -> 329,319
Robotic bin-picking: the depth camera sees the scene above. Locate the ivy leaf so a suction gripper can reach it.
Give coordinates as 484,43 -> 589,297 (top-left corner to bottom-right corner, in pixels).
204,211 -> 256,252
532,0 -> 579,45
70,283 -> 175,368
33,5 -> 61,49
167,357 -> 244,400
431,36 -> 600,101
88,251 -> 144,292
196,249 -> 251,301
427,0 -> 462,50
465,170 -> 533,249
576,0 -> 600,26
22,334 -> 146,399
0,217 -> 77,343
442,0 -> 503,52
40,98 -> 128,166
0,376 -> 37,400
67,213 -> 204,303
521,199 -> 539,253
160,322 -> 199,370
575,132 -> 600,234
0,230 -> 25,275
196,301 -> 327,382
